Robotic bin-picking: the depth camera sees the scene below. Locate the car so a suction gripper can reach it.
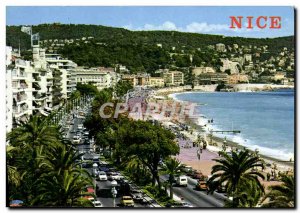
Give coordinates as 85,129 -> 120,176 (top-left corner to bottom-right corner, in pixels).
176,175 -> 188,187
92,200 -> 102,207
108,172 -> 124,180
73,135 -> 80,140
120,196 -> 134,207
195,180 -> 208,191
98,171 -> 108,181
179,202 -> 193,208
182,165 -> 193,173
73,139 -> 81,144
111,173 -> 124,181
192,171 -> 205,180
99,166 -> 110,172
130,189 -> 144,202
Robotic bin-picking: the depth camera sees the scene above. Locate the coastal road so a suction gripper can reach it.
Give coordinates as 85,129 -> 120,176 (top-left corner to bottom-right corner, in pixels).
160,175 -> 224,207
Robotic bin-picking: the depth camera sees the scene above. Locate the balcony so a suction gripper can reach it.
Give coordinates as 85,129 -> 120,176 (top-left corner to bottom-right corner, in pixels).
33,82 -> 41,90
54,76 -> 62,81
12,72 -> 27,79
20,103 -> 29,111
33,76 -> 41,81
20,83 -> 28,89
34,93 -> 47,101
13,106 -> 18,114
14,93 -> 27,103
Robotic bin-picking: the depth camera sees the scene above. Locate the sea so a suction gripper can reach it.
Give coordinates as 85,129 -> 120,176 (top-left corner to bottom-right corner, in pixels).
172,89 -> 294,161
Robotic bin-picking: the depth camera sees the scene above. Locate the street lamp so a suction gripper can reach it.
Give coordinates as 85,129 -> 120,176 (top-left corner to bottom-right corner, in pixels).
111,180 -> 118,207
93,163 -> 98,197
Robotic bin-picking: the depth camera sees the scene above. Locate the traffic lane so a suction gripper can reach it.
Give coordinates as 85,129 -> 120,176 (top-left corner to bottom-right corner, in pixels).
96,180 -> 146,208
187,177 -> 229,202
96,180 -> 121,207
160,176 -> 223,207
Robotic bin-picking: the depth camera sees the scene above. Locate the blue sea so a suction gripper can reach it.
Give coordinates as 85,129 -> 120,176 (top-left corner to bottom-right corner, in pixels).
173,89 -> 294,161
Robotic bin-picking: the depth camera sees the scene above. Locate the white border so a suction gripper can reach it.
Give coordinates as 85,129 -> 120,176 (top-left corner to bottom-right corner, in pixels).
1,1 -> 298,213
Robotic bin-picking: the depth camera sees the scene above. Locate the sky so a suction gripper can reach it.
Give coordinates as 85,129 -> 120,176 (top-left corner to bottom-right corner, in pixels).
6,6 -> 294,38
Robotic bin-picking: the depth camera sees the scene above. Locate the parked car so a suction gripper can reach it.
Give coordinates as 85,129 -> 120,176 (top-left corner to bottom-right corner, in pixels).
98,171 -> 108,181
182,165 -> 193,173
131,189 -> 144,202
120,196 -> 135,207
195,180 -> 208,191
92,200 -> 102,207
192,171 -> 205,180
181,202 -> 193,207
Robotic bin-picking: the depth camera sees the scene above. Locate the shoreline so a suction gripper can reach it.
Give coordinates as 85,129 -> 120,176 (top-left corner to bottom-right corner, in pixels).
153,87 -> 294,173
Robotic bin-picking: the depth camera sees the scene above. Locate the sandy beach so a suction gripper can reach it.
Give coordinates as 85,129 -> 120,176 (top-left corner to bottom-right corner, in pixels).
148,87 -> 295,189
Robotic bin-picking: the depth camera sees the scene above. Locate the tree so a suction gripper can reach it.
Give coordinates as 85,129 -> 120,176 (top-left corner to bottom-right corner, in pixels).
7,115 -> 61,204
124,155 -> 152,185
114,81 -> 133,97
160,157 -> 184,199
32,169 -> 93,207
6,146 -> 21,188
76,82 -> 99,96
232,179 -> 264,207
262,175 -> 294,208
207,150 -> 265,207
7,115 -> 94,207
117,120 -> 179,188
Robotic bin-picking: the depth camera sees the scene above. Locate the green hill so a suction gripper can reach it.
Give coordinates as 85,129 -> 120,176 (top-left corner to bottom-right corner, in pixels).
6,24 -> 294,73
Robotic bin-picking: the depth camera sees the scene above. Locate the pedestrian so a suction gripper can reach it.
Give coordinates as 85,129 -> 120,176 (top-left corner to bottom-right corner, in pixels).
267,172 -> 270,181
197,149 -> 201,160
199,142 -> 203,153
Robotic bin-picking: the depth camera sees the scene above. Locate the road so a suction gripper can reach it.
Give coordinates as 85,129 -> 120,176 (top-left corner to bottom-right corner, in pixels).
69,111 -> 147,208
160,175 -> 224,207
67,104 -> 224,208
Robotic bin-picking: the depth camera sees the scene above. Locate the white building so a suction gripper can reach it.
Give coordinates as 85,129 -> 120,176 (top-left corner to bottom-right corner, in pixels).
216,43 -> 226,52
74,67 -> 120,90
6,45 -> 77,132
45,53 -> 77,101
162,71 -> 184,86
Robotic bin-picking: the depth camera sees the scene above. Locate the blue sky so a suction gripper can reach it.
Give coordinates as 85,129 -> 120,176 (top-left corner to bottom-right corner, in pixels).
6,6 -> 294,38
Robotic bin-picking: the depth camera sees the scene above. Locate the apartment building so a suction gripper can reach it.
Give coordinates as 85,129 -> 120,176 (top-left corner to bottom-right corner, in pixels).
121,74 -> 138,87
45,53 -> 77,101
196,73 -> 229,85
6,45 -> 77,132
149,77 -> 165,88
228,74 -> 249,84
162,71 -> 184,86
74,67 -> 119,90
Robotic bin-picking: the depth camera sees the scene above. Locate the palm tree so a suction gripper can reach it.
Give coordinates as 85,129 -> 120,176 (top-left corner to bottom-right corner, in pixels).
160,157 -> 184,199
7,115 -> 61,203
262,175 -> 294,208
233,179 -> 264,207
32,169 -> 94,207
124,155 -> 151,185
39,144 -> 82,175
207,149 -> 265,207
7,146 -> 21,187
